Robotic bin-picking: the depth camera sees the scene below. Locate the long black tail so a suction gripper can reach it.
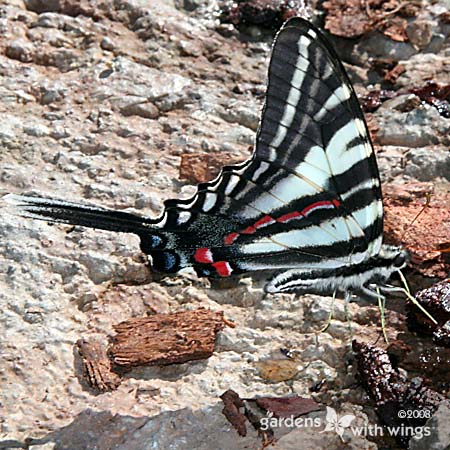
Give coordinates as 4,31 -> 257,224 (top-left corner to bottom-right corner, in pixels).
4,194 -> 157,235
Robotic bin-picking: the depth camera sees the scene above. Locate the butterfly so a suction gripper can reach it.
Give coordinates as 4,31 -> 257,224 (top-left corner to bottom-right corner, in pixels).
5,17 -> 407,298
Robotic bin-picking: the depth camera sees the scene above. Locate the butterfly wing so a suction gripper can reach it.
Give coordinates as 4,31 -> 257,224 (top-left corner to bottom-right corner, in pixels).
144,18 -> 384,283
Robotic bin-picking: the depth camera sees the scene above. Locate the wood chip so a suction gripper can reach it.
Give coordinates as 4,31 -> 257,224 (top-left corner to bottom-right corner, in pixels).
220,389 -> 247,437
384,63 -> 406,84
110,309 -> 226,367
77,338 -> 122,392
353,340 -> 445,447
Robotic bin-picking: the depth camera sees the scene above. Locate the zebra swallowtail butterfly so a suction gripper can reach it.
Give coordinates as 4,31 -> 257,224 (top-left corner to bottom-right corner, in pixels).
5,17 -> 407,298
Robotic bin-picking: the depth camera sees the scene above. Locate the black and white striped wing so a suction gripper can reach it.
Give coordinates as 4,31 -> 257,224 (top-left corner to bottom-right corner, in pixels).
143,17 -> 383,285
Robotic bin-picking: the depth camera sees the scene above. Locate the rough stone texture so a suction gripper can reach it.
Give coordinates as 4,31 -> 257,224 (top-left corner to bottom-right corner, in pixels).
0,0 -> 449,449
409,401 -> 450,450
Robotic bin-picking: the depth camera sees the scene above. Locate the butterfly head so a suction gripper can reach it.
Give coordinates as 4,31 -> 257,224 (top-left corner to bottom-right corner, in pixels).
369,244 -> 409,284
379,244 -> 408,267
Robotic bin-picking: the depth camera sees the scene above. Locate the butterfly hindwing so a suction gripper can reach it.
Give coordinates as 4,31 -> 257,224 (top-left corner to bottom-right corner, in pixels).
143,17 -> 383,282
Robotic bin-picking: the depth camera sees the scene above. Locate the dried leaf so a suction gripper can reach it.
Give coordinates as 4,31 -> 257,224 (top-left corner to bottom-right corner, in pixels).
324,0 -> 418,41
254,396 -> 321,418
410,82 -> 450,118
380,17 -> 408,42
439,12 -> 450,24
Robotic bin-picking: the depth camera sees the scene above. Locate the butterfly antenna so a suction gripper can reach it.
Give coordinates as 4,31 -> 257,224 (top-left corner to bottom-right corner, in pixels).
397,270 -> 438,325
400,191 -> 432,241
344,291 -> 353,339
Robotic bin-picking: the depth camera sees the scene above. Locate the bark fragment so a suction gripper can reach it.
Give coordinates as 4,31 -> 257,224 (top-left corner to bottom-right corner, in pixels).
407,280 -> 450,348
110,309 -> 226,367
353,340 -> 446,446
77,338 -> 122,392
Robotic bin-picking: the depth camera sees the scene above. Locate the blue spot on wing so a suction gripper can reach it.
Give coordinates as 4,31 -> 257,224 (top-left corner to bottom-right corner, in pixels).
151,251 -> 179,273
140,233 -> 165,253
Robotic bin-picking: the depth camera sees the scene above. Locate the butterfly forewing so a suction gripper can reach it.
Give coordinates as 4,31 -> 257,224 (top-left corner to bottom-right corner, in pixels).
144,18 -> 384,280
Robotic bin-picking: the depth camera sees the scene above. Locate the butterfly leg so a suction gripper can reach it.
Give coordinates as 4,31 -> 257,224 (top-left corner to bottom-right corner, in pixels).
359,285 -> 386,301
318,290 -> 337,333
374,284 -> 405,295
344,290 -> 353,338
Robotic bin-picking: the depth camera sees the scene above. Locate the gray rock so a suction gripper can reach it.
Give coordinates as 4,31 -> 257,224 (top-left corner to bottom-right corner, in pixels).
404,146 -> 450,181
376,104 -> 450,148
23,123 -> 50,137
5,39 -> 35,63
276,420 -> 377,450
23,406 -> 261,450
33,12 -> 65,29
50,125 -> 71,140
120,100 -> 159,119
40,85 -> 66,105
407,20 -> 434,49
179,0 -> 207,11
43,48 -> 81,71
396,53 -> 450,88
356,32 -> 416,62
216,101 -> 260,131
25,0 -> 61,13
100,37 -> 116,51
76,252 -> 118,284
425,33 -> 446,54
409,401 -> 450,450
94,56 -> 191,103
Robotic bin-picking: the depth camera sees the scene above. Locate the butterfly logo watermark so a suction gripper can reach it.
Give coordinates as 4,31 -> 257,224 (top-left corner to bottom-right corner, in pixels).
320,406 -> 355,441
258,405 -> 431,442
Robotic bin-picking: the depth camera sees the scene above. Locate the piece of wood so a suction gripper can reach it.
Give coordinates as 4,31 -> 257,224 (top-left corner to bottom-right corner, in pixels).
220,389 -> 247,437
110,308 -> 226,367
77,338 -> 122,392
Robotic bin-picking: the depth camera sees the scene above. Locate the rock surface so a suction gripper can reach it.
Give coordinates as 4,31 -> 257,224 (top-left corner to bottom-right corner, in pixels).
0,1 -> 449,449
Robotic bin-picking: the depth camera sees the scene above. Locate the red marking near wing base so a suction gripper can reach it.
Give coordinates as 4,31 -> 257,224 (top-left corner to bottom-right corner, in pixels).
277,211 -> 302,223
301,200 -> 337,216
194,247 -> 214,264
224,232 -> 239,245
254,215 -> 275,228
212,261 -> 233,277
222,199 -> 341,245
242,214 -> 276,235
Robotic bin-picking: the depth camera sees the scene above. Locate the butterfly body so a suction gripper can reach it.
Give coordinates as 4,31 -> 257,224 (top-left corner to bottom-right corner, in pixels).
5,17 -> 407,296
